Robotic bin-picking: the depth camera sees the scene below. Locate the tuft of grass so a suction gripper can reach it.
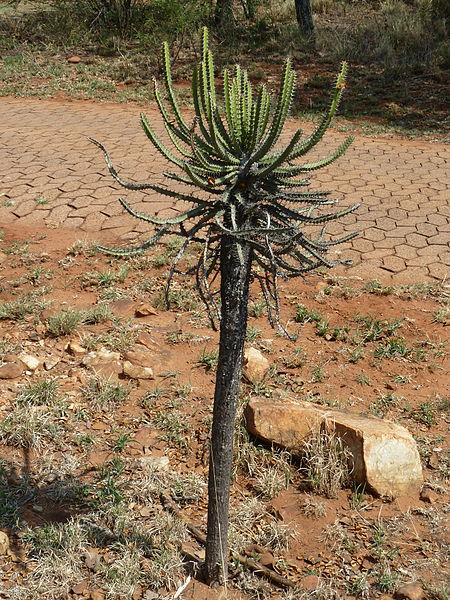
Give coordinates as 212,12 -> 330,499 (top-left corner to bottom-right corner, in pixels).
0,292 -> 50,321
197,347 -> 218,371
0,403 -> 61,448
17,378 -> 59,406
46,308 -> 85,336
295,303 -> 322,324
301,429 -> 353,498
82,376 -> 130,412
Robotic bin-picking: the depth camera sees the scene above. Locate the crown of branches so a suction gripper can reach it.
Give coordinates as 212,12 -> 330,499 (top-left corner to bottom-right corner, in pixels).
90,28 -> 359,332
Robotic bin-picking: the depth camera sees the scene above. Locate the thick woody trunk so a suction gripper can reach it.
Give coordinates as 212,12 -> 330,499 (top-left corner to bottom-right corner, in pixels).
205,236 -> 252,584
214,0 -> 235,31
295,0 -> 315,34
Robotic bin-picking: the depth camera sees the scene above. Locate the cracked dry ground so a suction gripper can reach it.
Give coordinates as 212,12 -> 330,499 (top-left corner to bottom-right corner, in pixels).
0,98 -> 449,599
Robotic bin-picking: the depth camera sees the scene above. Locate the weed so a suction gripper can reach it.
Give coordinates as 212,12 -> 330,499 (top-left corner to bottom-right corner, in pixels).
17,378 -> 59,406
374,337 -> 410,359
311,365 -> 326,383
281,347 -> 307,369
301,430 -> 353,498
153,284 -> 198,312
301,495 -> 327,518
83,376 -> 130,412
249,300 -> 266,317
410,401 -> 438,427
348,346 -> 364,363
46,308 -> 85,336
393,374 -> 411,384
197,347 -> 218,371
433,306 -> 450,324
355,372 -> 371,386
253,465 -> 290,499
100,319 -> 137,352
80,265 -> 129,288
0,403 -> 60,448
152,410 -> 190,449
295,303 -> 322,324
0,291 -> 50,321
370,392 -> 403,417
67,239 -> 98,256
74,432 -> 97,451
246,325 -> 261,342
111,432 -> 132,453
82,302 -> 113,324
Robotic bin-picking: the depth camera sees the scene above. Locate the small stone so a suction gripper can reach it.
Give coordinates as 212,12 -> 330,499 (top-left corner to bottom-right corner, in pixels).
143,591 -> 159,600
427,453 -> 440,469
420,488 -> 438,504
67,341 -> 88,356
133,584 -> 143,600
123,361 -> 154,380
139,507 -> 152,517
394,581 -> 425,600
44,356 -> 60,370
0,362 -> 23,379
85,550 -> 102,571
135,303 -> 158,317
68,56 -> 81,63
18,353 -> 40,370
134,427 -> 157,448
243,347 -> 270,384
82,349 -> 121,367
0,531 -> 10,554
300,575 -> 320,591
109,298 -> 136,318
259,552 -> 275,568
72,579 -> 89,595
32,504 -> 43,513
124,349 -> 154,368
90,590 -> 105,600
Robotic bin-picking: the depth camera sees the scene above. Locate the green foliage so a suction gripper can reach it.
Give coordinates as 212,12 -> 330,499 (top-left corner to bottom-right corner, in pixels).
91,27 -> 357,330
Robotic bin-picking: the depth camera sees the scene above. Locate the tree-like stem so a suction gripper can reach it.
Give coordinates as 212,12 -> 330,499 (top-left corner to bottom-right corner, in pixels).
205,235 -> 253,584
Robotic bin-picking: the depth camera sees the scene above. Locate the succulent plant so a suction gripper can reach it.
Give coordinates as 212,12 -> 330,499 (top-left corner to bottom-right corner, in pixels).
90,27 -> 359,584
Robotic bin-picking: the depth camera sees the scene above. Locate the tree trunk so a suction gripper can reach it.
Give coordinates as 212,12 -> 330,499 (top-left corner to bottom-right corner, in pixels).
205,236 -> 253,584
214,0 -> 235,31
295,0 -> 314,33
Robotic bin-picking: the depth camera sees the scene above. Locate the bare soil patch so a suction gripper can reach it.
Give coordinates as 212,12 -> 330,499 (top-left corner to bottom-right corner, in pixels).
0,224 -> 448,599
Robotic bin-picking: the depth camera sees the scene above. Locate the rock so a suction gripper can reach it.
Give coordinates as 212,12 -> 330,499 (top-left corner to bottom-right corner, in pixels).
67,341 -> 88,356
300,575 -> 320,591
85,550 -> 102,571
243,347 -> 270,384
136,332 -> 161,352
133,427 -> 157,448
259,552 -> 275,568
123,361 -> 154,380
143,591 -> 159,600
420,488 -> 438,504
124,349 -> 154,369
44,356 -> 60,370
18,353 -> 40,370
68,56 -> 81,63
394,582 -> 425,600
82,349 -> 121,367
245,398 -> 423,498
90,589 -> 105,600
0,531 -> 10,554
71,579 -> 89,595
135,303 -> 158,317
109,298 -> 136,318
0,362 -> 23,379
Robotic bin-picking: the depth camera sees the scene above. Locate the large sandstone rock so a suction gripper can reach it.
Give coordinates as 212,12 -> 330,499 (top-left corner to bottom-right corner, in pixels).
245,398 -> 423,498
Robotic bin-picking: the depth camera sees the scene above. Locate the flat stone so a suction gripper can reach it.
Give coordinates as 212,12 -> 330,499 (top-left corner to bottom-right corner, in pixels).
394,582 -> 425,600
123,361 -> 154,380
82,349 -> 121,367
135,303 -> 158,317
0,362 -> 23,379
124,349 -> 154,368
18,353 -> 40,370
0,531 -> 10,554
245,398 -> 423,498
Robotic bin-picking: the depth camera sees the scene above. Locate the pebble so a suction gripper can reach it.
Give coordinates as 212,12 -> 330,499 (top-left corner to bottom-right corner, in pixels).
18,353 -> 40,370
123,361 -> 154,380
394,581 -> 425,600
0,362 -> 23,379
0,531 -> 10,555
